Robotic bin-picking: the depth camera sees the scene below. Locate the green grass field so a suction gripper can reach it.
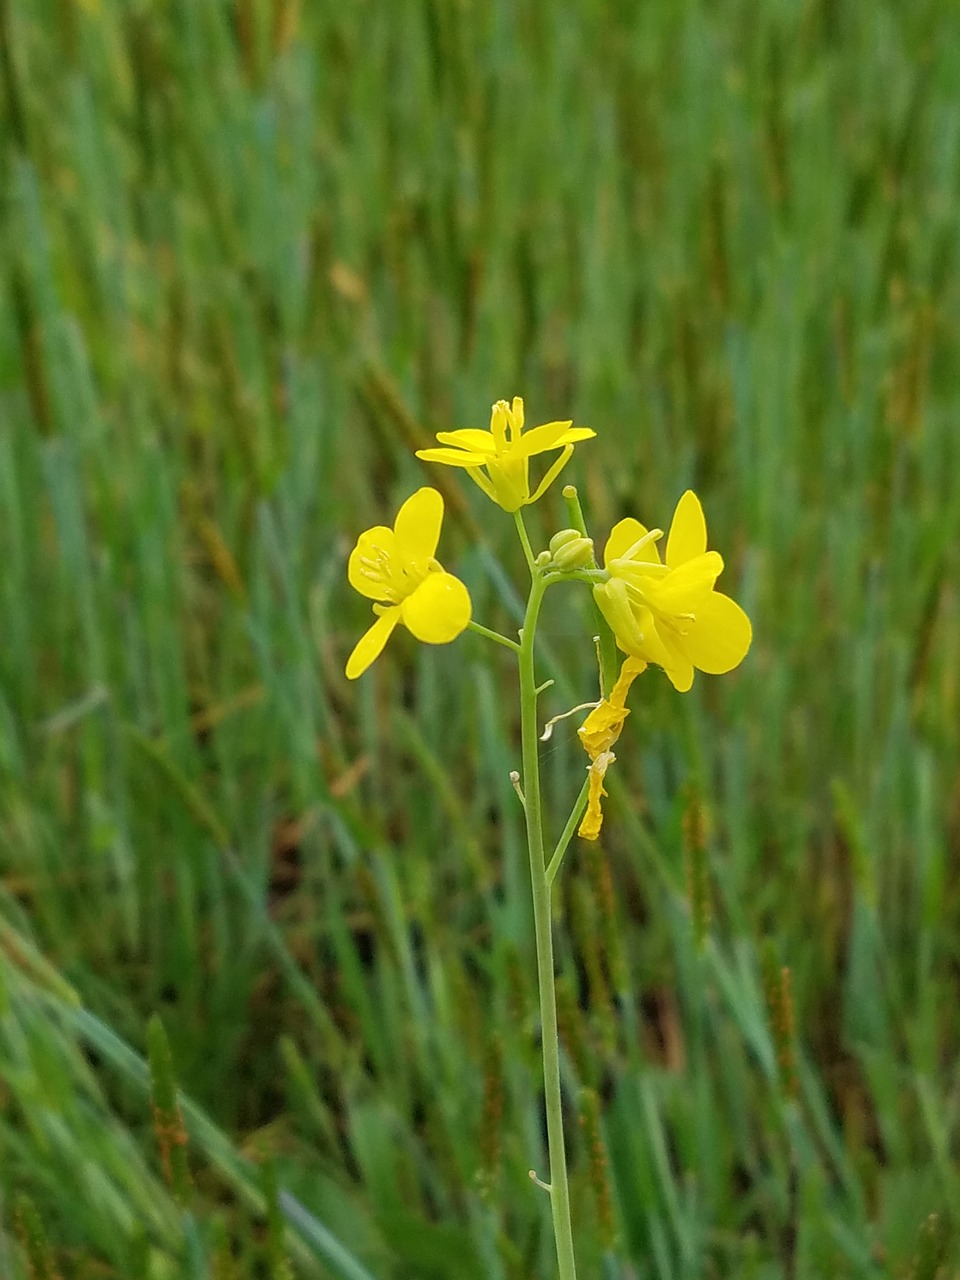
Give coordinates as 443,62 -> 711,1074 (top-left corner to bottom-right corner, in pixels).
2,1 -> 960,1276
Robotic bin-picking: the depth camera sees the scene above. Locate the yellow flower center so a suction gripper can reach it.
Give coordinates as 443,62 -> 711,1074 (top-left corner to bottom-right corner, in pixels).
353,538 -> 439,604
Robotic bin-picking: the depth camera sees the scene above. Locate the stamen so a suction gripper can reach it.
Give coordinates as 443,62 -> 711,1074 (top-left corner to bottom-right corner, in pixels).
610,558 -> 669,577
620,527 -> 663,560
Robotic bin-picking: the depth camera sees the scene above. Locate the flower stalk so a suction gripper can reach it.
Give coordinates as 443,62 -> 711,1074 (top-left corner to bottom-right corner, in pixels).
517,520 -> 579,1280
345,395 -> 754,1277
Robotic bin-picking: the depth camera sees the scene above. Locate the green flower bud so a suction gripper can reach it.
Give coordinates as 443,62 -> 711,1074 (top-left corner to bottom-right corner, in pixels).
548,529 -> 595,571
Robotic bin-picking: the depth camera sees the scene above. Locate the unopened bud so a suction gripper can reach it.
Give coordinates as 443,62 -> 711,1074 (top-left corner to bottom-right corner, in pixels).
548,529 -> 594,571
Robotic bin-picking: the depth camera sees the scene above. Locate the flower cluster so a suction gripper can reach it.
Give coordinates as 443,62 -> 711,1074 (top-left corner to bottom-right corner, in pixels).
345,396 -> 593,677
345,402 -> 753,848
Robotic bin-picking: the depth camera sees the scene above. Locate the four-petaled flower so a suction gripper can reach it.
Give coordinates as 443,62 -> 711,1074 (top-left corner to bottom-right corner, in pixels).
345,487 -> 472,679
416,396 -> 595,513
593,490 -> 752,692
576,657 -> 646,841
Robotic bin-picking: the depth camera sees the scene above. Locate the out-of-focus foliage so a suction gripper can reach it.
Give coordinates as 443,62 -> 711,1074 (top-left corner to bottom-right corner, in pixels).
1,1 -> 959,1276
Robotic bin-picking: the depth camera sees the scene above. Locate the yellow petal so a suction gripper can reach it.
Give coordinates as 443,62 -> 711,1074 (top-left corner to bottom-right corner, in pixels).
416,447 -> 488,467
604,519 -> 661,567
666,490 -> 707,568
554,427 -> 597,446
676,592 -> 752,674
401,571 -> 472,643
394,487 -> 444,564
512,420 -> 574,458
660,645 -> 695,693
345,608 -> 400,679
434,429 -> 497,454
644,552 -> 723,614
347,526 -> 395,600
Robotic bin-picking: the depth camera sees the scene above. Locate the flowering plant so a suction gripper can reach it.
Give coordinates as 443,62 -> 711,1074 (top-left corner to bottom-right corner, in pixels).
346,400 -> 751,1277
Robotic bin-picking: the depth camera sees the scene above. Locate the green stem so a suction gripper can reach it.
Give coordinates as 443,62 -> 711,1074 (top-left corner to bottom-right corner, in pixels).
546,775 -> 590,886
467,620 -> 521,653
514,509 -> 537,575
518,566 -> 578,1280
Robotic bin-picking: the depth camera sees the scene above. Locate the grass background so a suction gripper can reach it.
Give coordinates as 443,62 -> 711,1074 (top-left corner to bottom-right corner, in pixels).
2,0 -> 960,1276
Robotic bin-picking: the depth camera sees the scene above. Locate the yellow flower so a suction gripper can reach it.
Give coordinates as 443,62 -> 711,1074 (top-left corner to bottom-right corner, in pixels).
415,396 -> 595,512
593,490 -> 752,693
345,487 -> 472,679
577,656 -> 646,841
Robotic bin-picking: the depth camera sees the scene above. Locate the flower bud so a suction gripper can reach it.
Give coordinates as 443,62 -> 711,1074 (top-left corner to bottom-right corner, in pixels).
548,529 -> 594,572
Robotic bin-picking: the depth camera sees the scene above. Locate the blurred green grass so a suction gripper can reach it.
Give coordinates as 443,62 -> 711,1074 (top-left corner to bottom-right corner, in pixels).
1,0 -> 960,1276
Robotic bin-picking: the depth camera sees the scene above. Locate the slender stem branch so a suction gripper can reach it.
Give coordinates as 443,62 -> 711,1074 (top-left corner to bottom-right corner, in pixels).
467,620 -> 521,653
518,573 -> 578,1280
546,775 -> 590,886
514,509 -> 537,575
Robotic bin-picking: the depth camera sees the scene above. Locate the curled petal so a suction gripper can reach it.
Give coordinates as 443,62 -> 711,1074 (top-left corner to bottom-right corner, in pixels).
401,571 -> 472,643
676,591 -> 752,674
578,751 -> 615,841
666,490 -> 707,568
577,655 -> 647,759
345,608 -> 400,679
394,487 -> 444,565
578,702 -> 630,760
609,656 -> 647,707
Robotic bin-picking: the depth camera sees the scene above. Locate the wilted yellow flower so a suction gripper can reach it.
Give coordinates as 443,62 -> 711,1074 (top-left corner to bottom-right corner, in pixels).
416,397 -> 595,512
577,657 -> 646,841
593,490 -> 752,693
345,487 -> 471,679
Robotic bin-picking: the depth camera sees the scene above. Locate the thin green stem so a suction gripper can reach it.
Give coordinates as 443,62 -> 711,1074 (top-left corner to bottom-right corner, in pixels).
467,620 -> 521,653
546,775 -> 590,886
518,572 -> 578,1280
514,509 -> 537,575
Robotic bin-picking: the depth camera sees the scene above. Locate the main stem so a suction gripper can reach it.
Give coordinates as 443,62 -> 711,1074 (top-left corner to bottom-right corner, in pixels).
519,573 -> 578,1280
